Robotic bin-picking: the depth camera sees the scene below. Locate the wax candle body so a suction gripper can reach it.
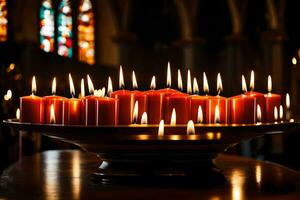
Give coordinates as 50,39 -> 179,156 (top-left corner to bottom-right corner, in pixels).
164,93 -> 190,124
43,95 -> 65,124
146,90 -> 164,124
158,88 -> 180,96
190,95 -> 208,123
111,90 -> 135,125
83,95 -> 98,125
230,94 -> 256,124
20,95 -> 44,123
245,91 -> 266,122
206,96 -> 230,124
132,91 -> 148,123
62,98 -> 82,125
97,97 -> 119,125
264,93 -> 281,122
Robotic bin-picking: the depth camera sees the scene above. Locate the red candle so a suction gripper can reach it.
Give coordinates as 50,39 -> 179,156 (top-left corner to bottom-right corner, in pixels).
264,75 -> 281,122
62,74 -> 82,125
164,93 -> 190,124
20,76 -> 44,123
146,76 -> 164,124
230,75 -> 256,124
43,77 -> 65,124
206,73 -> 230,124
110,66 -> 135,125
97,97 -> 119,125
82,75 -> 98,125
244,70 -> 266,122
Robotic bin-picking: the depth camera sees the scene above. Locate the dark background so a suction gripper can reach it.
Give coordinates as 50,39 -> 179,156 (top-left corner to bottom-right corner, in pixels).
0,0 -> 299,172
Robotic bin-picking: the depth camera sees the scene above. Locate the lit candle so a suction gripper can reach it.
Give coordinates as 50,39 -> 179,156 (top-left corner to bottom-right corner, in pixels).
141,112 -> 148,125
230,75 -> 256,124
82,75 -> 98,125
62,74 -> 82,125
187,120 -> 195,135
43,77 -> 65,124
170,108 -> 176,125
158,62 -> 180,95
245,70 -> 266,122
264,75 -> 281,123
177,69 -> 183,92
96,77 -> 119,125
20,76 -> 44,123
110,66 -> 135,125
158,120 -> 164,137
257,104 -> 262,125
206,73 -> 230,124
285,93 -> 291,121
132,100 -> 139,124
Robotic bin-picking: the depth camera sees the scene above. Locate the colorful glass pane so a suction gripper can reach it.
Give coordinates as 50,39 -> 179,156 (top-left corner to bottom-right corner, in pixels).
0,0 -> 8,42
40,0 -> 55,52
57,0 -> 73,57
78,0 -> 95,64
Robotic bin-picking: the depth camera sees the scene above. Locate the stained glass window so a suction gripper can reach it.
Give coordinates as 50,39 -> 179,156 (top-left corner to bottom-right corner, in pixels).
40,0 -> 55,52
78,0 -> 95,64
0,0 -> 8,42
57,0 -> 73,57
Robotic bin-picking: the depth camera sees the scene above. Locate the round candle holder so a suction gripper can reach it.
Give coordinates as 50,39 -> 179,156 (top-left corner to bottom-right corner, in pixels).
4,119 -> 300,185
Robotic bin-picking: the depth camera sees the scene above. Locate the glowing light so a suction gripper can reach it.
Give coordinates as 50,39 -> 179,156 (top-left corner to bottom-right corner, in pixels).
292,57 -> 297,65
286,93 -> 290,109
132,71 -> 138,89
4,89 -> 12,101
32,76 -> 37,95
119,66 -> 124,89
16,108 -> 20,120
170,108 -> 176,126
50,104 -> 56,124
197,106 -> 203,123
255,165 -> 262,186
267,75 -> 272,93
133,101 -> 138,124
279,105 -> 283,121
203,72 -> 209,94
187,70 -> 192,94
178,69 -> 183,91
250,70 -> 255,91
274,106 -> 278,122
187,120 -> 195,135
150,76 -> 156,90
167,62 -> 171,88
80,78 -> 85,98
217,73 -> 223,95
158,120 -> 164,136
214,105 -> 220,124
40,0 -> 54,52
193,77 -> 199,95
242,75 -> 247,93
87,74 -> 94,94
231,170 -> 245,200
141,112 -> 148,125
52,77 -> 56,95
107,77 -> 113,96
257,105 -> 262,124
69,74 -> 75,97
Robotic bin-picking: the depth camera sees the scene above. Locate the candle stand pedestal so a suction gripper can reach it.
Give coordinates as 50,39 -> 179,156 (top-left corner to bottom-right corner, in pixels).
4,119 -> 300,185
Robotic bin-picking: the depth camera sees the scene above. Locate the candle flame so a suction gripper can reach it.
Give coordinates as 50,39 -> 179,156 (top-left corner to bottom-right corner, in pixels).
279,105 -> 283,121
274,106 -> 278,122
203,72 -> 209,94
50,104 -> 56,124
4,89 -> 12,101
32,76 -> 37,95
217,73 -> 223,95
242,75 -> 247,93
150,76 -> 156,90
158,120 -> 164,136
167,62 -> 171,88
101,87 -> 106,97
52,77 -> 56,95
187,120 -> 195,135
69,74 -> 75,97
87,74 -> 94,94
119,65 -> 124,89
267,75 -> 272,93
257,104 -> 262,123
16,108 -> 20,120
214,105 -> 220,124
187,69 -> 192,94
292,57 -> 297,65
250,70 -> 255,91
133,101 -> 138,124
286,93 -> 290,109
193,77 -> 199,95
80,78 -> 85,98
177,69 -> 183,91
170,108 -> 176,125
107,76 -> 113,96
132,70 -> 138,90
141,112 -> 148,124
197,105 -> 203,123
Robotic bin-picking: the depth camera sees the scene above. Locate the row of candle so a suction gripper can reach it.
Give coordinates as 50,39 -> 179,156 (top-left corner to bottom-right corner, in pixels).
19,64 -> 292,125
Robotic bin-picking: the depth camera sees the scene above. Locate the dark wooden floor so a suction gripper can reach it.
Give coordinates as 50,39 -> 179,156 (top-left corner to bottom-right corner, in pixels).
1,150 -> 300,199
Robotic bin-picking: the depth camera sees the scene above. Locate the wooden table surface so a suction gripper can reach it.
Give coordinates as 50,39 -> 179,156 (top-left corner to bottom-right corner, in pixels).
1,150 -> 300,199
